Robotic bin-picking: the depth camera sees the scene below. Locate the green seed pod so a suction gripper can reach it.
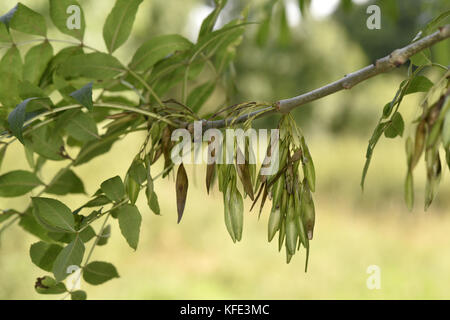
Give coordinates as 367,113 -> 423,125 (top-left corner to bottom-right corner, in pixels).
278,214 -> 285,252
230,185 -> 244,242
404,170 -> 414,211
268,205 -> 281,242
411,121 -> 427,169
280,140 -> 289,168
405,137 -> 413,168
286,245 -> 293,264
300,181 -> 315,240
285,196 -> 298,255
272,174 -> 284,207
301,137 -> 315,192
426,120 -> 442,149
125,174 -> 139,205
280,188 -> 288,215
224,183 -> 236,243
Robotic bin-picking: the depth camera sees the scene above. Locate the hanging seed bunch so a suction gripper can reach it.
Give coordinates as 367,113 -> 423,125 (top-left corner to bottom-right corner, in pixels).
251,115 -> 316,269
405,72 -> 450,211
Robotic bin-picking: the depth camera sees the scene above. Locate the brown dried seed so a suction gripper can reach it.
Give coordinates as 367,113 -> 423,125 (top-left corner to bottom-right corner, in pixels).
176,163 -> 189,224
235,147 -> 254,201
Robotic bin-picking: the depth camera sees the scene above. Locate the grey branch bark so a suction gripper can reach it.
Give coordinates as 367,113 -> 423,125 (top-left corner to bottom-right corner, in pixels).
199,24 -> 450,131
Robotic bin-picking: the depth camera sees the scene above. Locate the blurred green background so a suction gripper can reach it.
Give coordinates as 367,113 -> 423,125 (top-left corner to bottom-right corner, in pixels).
1,0 -> 450,299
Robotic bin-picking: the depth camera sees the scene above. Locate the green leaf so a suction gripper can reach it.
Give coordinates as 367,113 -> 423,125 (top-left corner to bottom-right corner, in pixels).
103,0 -> 144,53
0,144 -> 7,169
128,159 -> 147,185
361,122 -> 388,189
70,82 -> 94,111
278,3 -> 291,46
49,0 -> 85,41
101,176 -> 125,203
66,111 -> 100,142
45,169 -> 85,195
0,46 -> 22,79
117,204 -> 141,250
410,49 -> 431,66
198,0 -> 228,39
23,42 -> 54,85
97,224 -> 111,246
80,225 -> 96,242
0,72 -> 20,108
129,34 -> 193,72
9,3 -> 47,36
187,82 -> 215,113
7,98 -> 36,144
30,241 -> 63,272
19,212 -> 53,242
0,170 -> 42,197
0,145 -> 6,171
74,133 -> 118,166
60,53 -> 124,80
405,76 -> 434,95
35,276 -> 67,295
32,197 -> 76,233
83,261 -> 119,285
0,21 -> 10,42
384,112 -> 405,138
424,10 -> 450,35
52,235 -> 85,281
71,290 -> 87,300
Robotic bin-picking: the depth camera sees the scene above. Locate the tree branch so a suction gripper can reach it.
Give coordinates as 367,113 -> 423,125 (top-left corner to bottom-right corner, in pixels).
197,24 -> 450,131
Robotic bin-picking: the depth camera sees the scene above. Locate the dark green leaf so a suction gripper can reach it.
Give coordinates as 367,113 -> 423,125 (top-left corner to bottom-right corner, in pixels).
97,224 -> 111,246
80,225 -> 96,242
60,53 -> 124,80
0,21 -> 10,41
0,170 -> 42,197
66,111 -> 100,142
74,132 -> 118,166
52,235 -> 85,281
23,42 -> 54,85
129,34 -> 193,72
45,169 -> 85,195
101,176 -> 125,203
384,112 -> 405,138
405,76 -> 434,95
70,82 -> 94,111
32,197 -> 76,233
83,261 -> 119,285
117,204 -> 141,250
198,0 -> 228,39
30,241 -> 63,272
103,0 -> 143,53
49,0 -> 85,41
7,98 -> 35,144
0,46 -> 22,79
24,126 -> 65,161
19,212 -> 53,242
9,3 -> 46,36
